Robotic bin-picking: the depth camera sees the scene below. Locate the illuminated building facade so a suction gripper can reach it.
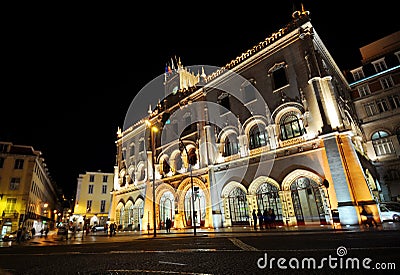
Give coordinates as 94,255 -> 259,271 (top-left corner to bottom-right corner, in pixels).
111,7 -> 381,230
345,31 -> 400,202
0,141 -> 61,236
73,171 -> 114,228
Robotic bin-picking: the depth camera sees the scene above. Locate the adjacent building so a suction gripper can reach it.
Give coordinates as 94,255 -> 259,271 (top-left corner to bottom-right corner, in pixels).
73,171 -> 114,228
111,6 -> 382,231
0,141 -> 61,236
344,31 -> 400,202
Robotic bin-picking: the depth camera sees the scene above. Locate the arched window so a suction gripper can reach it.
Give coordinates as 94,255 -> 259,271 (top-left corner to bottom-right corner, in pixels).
256,183 -> 283,225
279,112 -> 305,141
160,192 -> 175,226
228,187 -> 249,225
223,134 -> 239,157
371,130 -> 395,156
290,177 -> 326,225
249,124 -> 268,149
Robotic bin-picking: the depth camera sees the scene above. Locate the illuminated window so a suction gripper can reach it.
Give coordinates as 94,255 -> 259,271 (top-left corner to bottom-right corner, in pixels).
223,134 -> 239,157
86,200 -> 92,212
351,68 -> 364,81
249,124 -> 269,149
372,58 -> 387,73
5,198 -> 17,213
357,84 -> 370,97
228,187 -> 249,225
279,112 -> 305,141
372,131 -> 395,156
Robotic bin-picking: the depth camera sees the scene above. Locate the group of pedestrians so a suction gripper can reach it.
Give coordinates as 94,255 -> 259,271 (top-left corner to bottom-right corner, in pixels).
252,208 -> 276,230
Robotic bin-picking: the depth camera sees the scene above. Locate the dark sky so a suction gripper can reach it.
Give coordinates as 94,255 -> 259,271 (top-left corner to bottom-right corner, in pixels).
1,1 -> 398,199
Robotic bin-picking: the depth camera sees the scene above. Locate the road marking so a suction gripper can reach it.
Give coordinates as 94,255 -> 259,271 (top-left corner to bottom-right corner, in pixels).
228,238 -> 258,251
159,261 -> 187,266
107,270 -> 212,274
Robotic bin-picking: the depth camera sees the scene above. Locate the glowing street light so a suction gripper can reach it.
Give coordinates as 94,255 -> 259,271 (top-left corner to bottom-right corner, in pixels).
179,138 -> 197,236
146,119 -> 159,237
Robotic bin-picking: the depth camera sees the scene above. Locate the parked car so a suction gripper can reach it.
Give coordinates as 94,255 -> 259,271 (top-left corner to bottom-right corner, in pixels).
91,225 -> 104,232
2,230 -> 18,242
379,203 -> 400,222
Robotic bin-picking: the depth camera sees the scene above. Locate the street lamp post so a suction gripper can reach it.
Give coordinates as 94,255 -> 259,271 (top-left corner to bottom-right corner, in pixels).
147,120 -> 158,237
151,127 -> 157,237
179,138 -> 196,236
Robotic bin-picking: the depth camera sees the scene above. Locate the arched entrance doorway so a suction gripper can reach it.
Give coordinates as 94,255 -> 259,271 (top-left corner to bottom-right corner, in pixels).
290,177 -> 326,225
124,200 -> 134,230
115,202 -> 125,228
228,187 -> 249,225
256,183 -> 283,225
160,191 -> 175,229
184,186 -> 206,227
133,198 -> 144,231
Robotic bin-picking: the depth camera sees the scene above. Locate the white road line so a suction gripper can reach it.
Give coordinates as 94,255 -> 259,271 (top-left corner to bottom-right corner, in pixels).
228,238 -> 258,251
106,270 -> 212,274
159,261 -> 187,266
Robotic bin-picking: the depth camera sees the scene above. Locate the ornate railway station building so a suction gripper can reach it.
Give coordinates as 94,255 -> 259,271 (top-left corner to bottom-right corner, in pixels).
110,7 -> 383,231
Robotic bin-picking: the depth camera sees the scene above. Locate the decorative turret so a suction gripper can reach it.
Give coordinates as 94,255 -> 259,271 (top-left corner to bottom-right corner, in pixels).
163,56 -> 200,97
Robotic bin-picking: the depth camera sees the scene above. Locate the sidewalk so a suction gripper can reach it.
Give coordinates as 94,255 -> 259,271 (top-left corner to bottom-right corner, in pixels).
2,221 -> 398,247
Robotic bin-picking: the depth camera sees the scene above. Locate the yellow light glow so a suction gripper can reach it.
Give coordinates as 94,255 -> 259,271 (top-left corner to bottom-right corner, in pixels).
151,126 -> 158,132
44,203 -> 48,208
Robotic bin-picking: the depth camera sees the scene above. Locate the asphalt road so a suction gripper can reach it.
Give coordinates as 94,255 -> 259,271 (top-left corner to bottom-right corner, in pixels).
0,229 -> 399,274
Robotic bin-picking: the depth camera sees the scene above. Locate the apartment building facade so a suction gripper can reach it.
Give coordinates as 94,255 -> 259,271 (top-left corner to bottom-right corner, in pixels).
0,141 -> 61,236
345,31 -> 400,202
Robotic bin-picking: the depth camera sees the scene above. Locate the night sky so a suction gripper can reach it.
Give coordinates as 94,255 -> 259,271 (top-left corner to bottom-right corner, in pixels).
1,1 -> 398,199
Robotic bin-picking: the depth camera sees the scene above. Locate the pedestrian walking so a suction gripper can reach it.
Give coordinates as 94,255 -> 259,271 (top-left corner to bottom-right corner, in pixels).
113,222 -> 117,235
269,208 -> 276,229
263,208 -> 271,229
361,206 -> 377,228
109,223 -> 114,237
257,209 -> 263,230
252,209 -> 258,230
166,217 -> 172,233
